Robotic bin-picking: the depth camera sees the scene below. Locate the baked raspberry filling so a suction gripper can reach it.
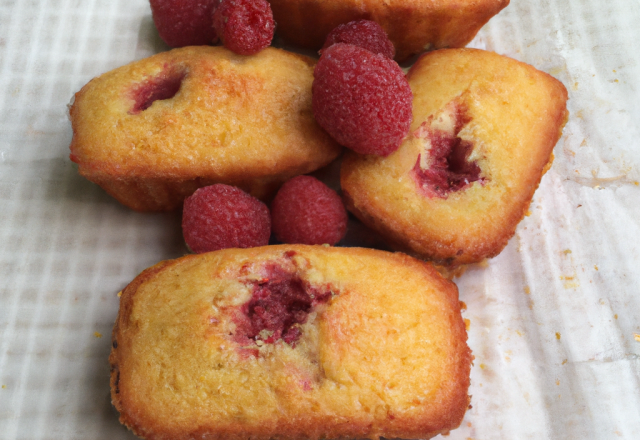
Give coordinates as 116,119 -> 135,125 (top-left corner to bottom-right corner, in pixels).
130,67 -> 186,114
412,103 -> 482,197
236,263 -> 332,347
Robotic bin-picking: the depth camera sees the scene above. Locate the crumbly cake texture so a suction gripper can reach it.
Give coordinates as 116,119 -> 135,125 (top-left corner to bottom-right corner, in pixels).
268,0 -> 510,61
69,46 -> 341,212
110,245 -> 471,440
341,48 -> 569,267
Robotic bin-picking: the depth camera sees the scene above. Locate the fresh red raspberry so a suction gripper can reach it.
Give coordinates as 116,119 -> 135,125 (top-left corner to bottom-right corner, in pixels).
212,0 -> 275,55
182,184 -> 271,253
320,20 -> 395,60
271,176 -> 348,246
312,43 -> 413,156
150,0 -> 217,47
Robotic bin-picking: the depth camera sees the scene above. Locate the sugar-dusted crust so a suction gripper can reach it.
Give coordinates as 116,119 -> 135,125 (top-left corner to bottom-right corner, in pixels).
341,48 -> 569,267
69,47 -> 341,212
110,245 -> 471,440
269,0 -> 510,61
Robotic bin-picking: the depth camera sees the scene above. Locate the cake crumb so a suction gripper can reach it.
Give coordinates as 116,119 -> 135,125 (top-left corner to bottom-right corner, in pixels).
634,334 -> 640,342
94,332 -> 102,338
555,332 -> 561,340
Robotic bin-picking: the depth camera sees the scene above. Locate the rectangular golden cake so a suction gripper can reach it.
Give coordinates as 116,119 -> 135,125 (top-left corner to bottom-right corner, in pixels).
109,245 -> 471,439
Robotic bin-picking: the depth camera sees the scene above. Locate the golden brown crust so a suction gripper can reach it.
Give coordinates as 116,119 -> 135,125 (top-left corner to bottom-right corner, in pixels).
110,245 -> 471,440
269,0 -> 510,61
341,48 -> 569,267
69,47 -> 342,211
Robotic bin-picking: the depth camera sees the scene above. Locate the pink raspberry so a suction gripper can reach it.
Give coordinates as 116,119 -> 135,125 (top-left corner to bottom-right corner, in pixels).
321,20 -> 395,60
312,43 -> 413,156
182,184 -> 271,253
150,0 -> 217,47
271,176 -> 348,246
212,0 -> 275,56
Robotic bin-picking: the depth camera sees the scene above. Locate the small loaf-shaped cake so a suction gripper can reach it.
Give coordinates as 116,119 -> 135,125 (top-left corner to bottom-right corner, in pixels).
69,47 -> 341,211
110,245 -> 471,440
269,0 -> 510,61
341,48 -> 569,266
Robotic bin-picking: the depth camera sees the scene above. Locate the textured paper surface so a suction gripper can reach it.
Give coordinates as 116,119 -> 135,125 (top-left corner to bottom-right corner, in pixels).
1,0 -> 639,439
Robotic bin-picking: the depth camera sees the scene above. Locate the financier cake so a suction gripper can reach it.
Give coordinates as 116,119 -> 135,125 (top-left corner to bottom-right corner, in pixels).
69,46 -> 341,211
341,48 -> 569,267
268,0 -> 510,61
110,245 -> 472,440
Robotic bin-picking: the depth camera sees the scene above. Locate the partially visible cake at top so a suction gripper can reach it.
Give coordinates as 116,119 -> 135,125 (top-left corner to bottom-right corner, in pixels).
69,46 -> 341,212
269,0 -> 510,61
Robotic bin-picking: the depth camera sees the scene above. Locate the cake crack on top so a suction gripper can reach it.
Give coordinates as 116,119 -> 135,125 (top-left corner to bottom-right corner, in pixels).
412,98 -> 485,198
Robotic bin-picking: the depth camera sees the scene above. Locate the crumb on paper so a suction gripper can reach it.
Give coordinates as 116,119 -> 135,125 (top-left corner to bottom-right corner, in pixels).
556,332 -> 561,340
117,291 -> 122,297
459,301 -> 467,310
580,138 -> 587,147
94,332 -> 102,338
562,359 -> 568,365
634,334 -> 640,342
525,209 -> 531,216
464,319 -> 471,330
524,286 -> 530,294
614,314 -> 618,319
556,379 -> 560,386
594,265 -> 599,271
563,249 -> 572,255
1,385 -> 5,389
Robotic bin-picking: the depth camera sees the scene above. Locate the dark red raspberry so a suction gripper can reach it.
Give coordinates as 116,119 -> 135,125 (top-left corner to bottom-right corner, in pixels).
150,0 -> 217,47
271,176 -> 348,246
182,184 -> 270,253
320,20 -> 395,60
312,43 -> 413,156
212,0 -> 275,55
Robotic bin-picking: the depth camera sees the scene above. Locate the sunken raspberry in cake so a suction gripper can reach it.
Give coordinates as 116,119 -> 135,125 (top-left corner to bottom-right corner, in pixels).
110,245 -> 471,440
341,48 -> 569,267
69,47 -> 341,212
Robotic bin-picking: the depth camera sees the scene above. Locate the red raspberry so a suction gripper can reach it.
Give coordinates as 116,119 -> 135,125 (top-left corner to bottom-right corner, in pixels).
182,184 -> 271,253
150,0 -> 217,47
271,176 -> 348,246
321,20 -> 395,60
312,43 -> 412,156
212,0 -> 275,55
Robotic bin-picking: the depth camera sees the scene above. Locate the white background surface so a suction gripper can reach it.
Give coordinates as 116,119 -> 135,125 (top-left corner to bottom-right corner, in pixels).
1,0 -> 639,439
